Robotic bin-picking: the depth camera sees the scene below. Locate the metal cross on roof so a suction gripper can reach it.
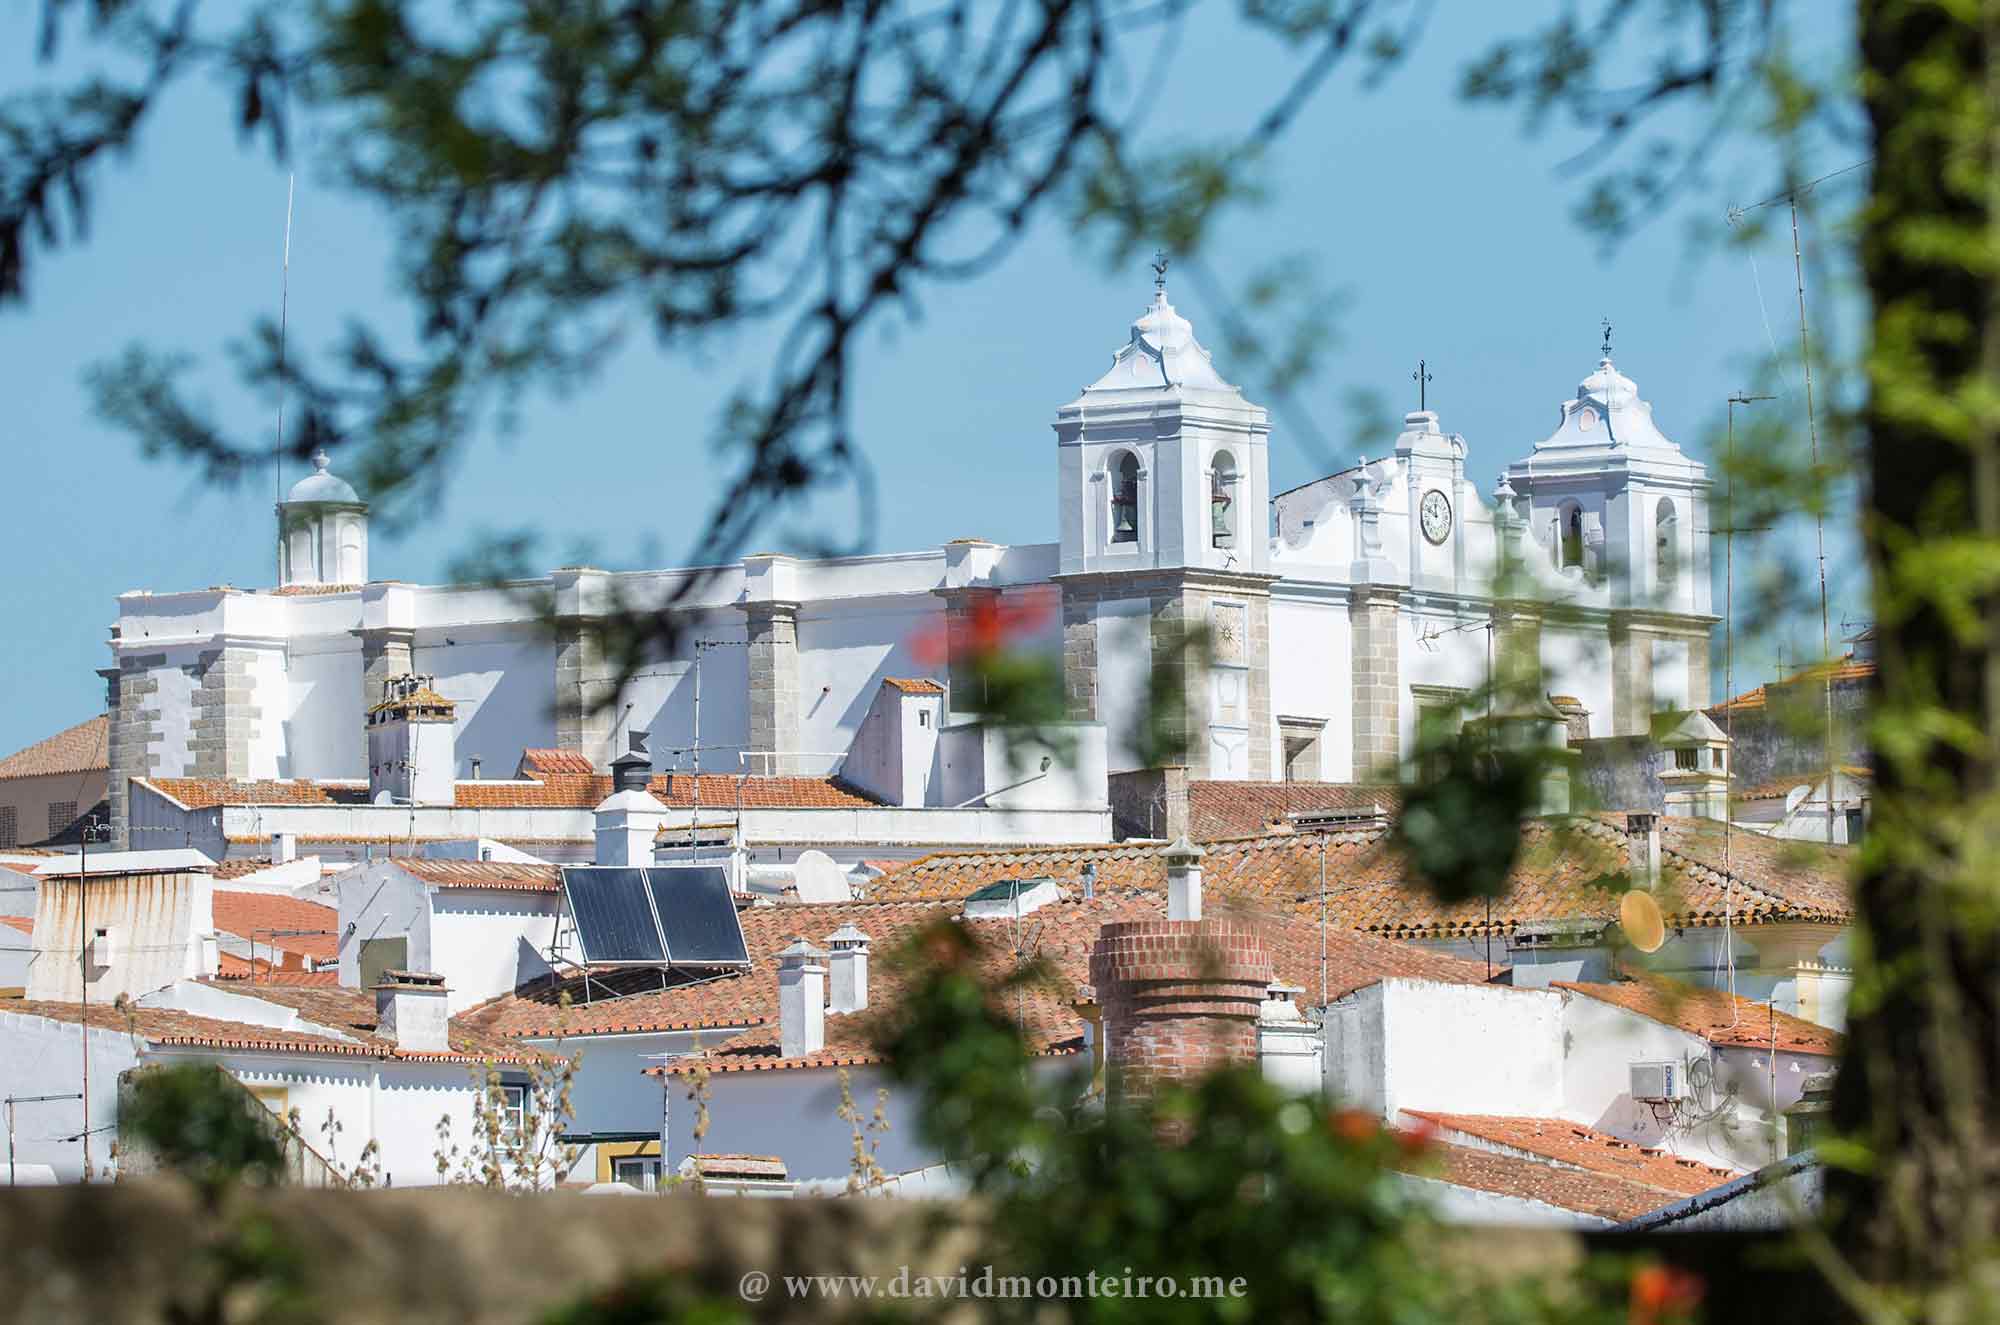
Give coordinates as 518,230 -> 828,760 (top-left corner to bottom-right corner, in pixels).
1601,317 -> 1614,359
1412,358 -> 1433,412
1151,249 -> 1169,292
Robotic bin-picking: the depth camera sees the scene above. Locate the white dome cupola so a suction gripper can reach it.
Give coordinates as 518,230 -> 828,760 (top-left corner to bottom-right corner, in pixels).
277,449 -> 369,589
1054,263 -> 1271,577
1502,327 -> 1711,616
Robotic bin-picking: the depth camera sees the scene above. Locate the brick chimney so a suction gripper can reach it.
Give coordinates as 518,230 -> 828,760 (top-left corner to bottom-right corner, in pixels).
777,938 -> 828,1059
826,923 -> 870,1014
374,970 -> 451,1053
1088,917 -> 1273,1101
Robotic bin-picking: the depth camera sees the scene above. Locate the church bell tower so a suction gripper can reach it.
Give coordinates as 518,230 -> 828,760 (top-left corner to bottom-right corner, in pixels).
1053,261 -> 1276,780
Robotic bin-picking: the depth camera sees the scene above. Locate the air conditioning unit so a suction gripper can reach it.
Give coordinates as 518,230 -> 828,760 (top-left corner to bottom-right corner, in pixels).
1630,1061 -> 1684,1103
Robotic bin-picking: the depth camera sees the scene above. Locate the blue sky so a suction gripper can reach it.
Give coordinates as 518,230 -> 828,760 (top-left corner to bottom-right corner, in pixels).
0,3 -> 1867,757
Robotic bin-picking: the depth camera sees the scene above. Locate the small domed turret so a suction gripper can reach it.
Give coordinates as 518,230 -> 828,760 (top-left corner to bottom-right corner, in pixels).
277,450 -> 369,589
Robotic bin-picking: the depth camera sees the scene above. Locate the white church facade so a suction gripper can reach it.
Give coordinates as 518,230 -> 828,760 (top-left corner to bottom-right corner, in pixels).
102,282 -> 1714,844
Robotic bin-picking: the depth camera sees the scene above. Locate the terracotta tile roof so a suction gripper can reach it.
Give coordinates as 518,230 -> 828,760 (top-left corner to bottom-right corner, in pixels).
211,858 -> 279,880
457,771 -> 881,811
388,859 -> 563,893
211,892 -> 340,962
881,677 -> 945,695
140,778 -> 369,809
1412,1139 -> 1688,1223
212,954 -> 339,985
13,992 -> 526,1063
144,770 -> 880,813
1186,781 -> 1399,841
0,715 -> 109,781
471,885 -> 1496,1059
0,915 -> 32,935
518,748 -> 597,776
1711,656 -> 1876,714
1402,1113 -> 1741,1196
869,816 -> 1851,939
1734,765 -> 1871,803
1556,979 -> 1842,1055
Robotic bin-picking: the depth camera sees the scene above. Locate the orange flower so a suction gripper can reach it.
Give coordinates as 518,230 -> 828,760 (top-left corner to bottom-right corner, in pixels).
1328,1109 -> 1379,1144
1393,1116 -> 1436,1158
1629,1263 -> 1703,1325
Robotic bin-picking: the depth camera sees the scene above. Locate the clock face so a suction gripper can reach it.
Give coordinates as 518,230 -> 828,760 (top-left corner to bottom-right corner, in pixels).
1420,489 -> 1453,545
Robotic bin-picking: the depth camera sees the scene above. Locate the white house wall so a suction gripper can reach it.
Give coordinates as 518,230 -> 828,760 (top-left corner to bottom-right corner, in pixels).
429,891 -> 559,1012
337,862 -> 430,988
286,639 -> 363,779
1376,980 -> 1565,1121
0,1011 -> 141,1181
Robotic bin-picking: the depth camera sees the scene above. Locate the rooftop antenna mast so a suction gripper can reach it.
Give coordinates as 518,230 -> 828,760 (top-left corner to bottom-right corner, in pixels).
1786,193 -> 1836,844
274,173 -> 295,582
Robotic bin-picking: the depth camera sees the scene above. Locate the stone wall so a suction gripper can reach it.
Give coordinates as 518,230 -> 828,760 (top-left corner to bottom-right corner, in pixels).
1106,766 -> 1189,841
189,647 -> 261,781
1348,587 -> 1402,780
744,601 -> 801,766
106,652 -> 163,848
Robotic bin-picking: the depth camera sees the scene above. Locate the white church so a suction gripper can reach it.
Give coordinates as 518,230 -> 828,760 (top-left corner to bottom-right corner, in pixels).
103,277 -> 1713,845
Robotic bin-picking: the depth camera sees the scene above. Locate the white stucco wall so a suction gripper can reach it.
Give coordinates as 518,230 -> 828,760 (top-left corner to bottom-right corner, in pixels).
336,862 -> 430,989
429,891 -> 560,1012
26,870 -> 213,1003
0,1010 -> 141,1181
1268,595 -> 1349,781
1377,980 -> 1564,1121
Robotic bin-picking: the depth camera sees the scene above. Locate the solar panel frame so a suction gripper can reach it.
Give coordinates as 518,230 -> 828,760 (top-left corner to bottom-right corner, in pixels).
562,867 -> 667,965
646,866 -> 750,966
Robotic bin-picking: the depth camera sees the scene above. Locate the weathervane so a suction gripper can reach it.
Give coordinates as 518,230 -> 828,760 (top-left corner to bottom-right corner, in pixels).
1151,249 -> 1169,293
1600,317 -> 1614,360
1412,358 -> 1433,412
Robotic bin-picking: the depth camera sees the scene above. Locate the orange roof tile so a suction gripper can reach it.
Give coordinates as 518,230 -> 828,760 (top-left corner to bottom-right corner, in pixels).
471,888 -> 1497,1057
0,715 -> 108,781
881,677 -> 946,695
1402,1113 -> 1741,1196
1734,765 -> 1871,803
1412,1139 -> 1688,1223
1711,656 -> 1876,714
1556,979 -> 1842,1055
0,915 -> 32,936
16,990 -> 527,1063
1186,780 -> 1399,841
142,770 -> 879,813
388,859 -> 563,893
211,892 -> 339,962
868,816 -> 1852,939
518,748 -> 597,776
456,772 -> 880,811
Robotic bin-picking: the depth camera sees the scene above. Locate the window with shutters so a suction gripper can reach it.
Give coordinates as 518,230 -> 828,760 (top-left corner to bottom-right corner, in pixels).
0,807 -> 15,849
47,801 -> 76,840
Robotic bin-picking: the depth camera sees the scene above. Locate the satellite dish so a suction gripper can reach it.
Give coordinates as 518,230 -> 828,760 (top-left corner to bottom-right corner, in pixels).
792,849 -> 850,903
1620,889 -> 1667,954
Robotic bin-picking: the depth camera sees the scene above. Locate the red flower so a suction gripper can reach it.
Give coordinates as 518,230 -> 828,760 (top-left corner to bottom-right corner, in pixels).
1393,1116 -> 1436,1158
909,595 -> 1050,666
1629,1264 -> 1703,1325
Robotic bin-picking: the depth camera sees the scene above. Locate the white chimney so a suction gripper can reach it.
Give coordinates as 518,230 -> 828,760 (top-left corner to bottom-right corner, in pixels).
1164,836 -> 1204,921
366,674 -> 458,805
1626,812 -> 1662,890
826,923 -> 871,1014
374,970 -> 452,1054
594,730 -> 668,866
1257,981 -> 1322,1096
272,832 -> 298,864
777,938 -> 828,1059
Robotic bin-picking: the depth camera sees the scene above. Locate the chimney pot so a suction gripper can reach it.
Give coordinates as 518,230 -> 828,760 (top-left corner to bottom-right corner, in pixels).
1163,835 -> 1204,921
777,938 -> 828,1058
372,969 -> 452,1054
825,924 -> 871,1014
